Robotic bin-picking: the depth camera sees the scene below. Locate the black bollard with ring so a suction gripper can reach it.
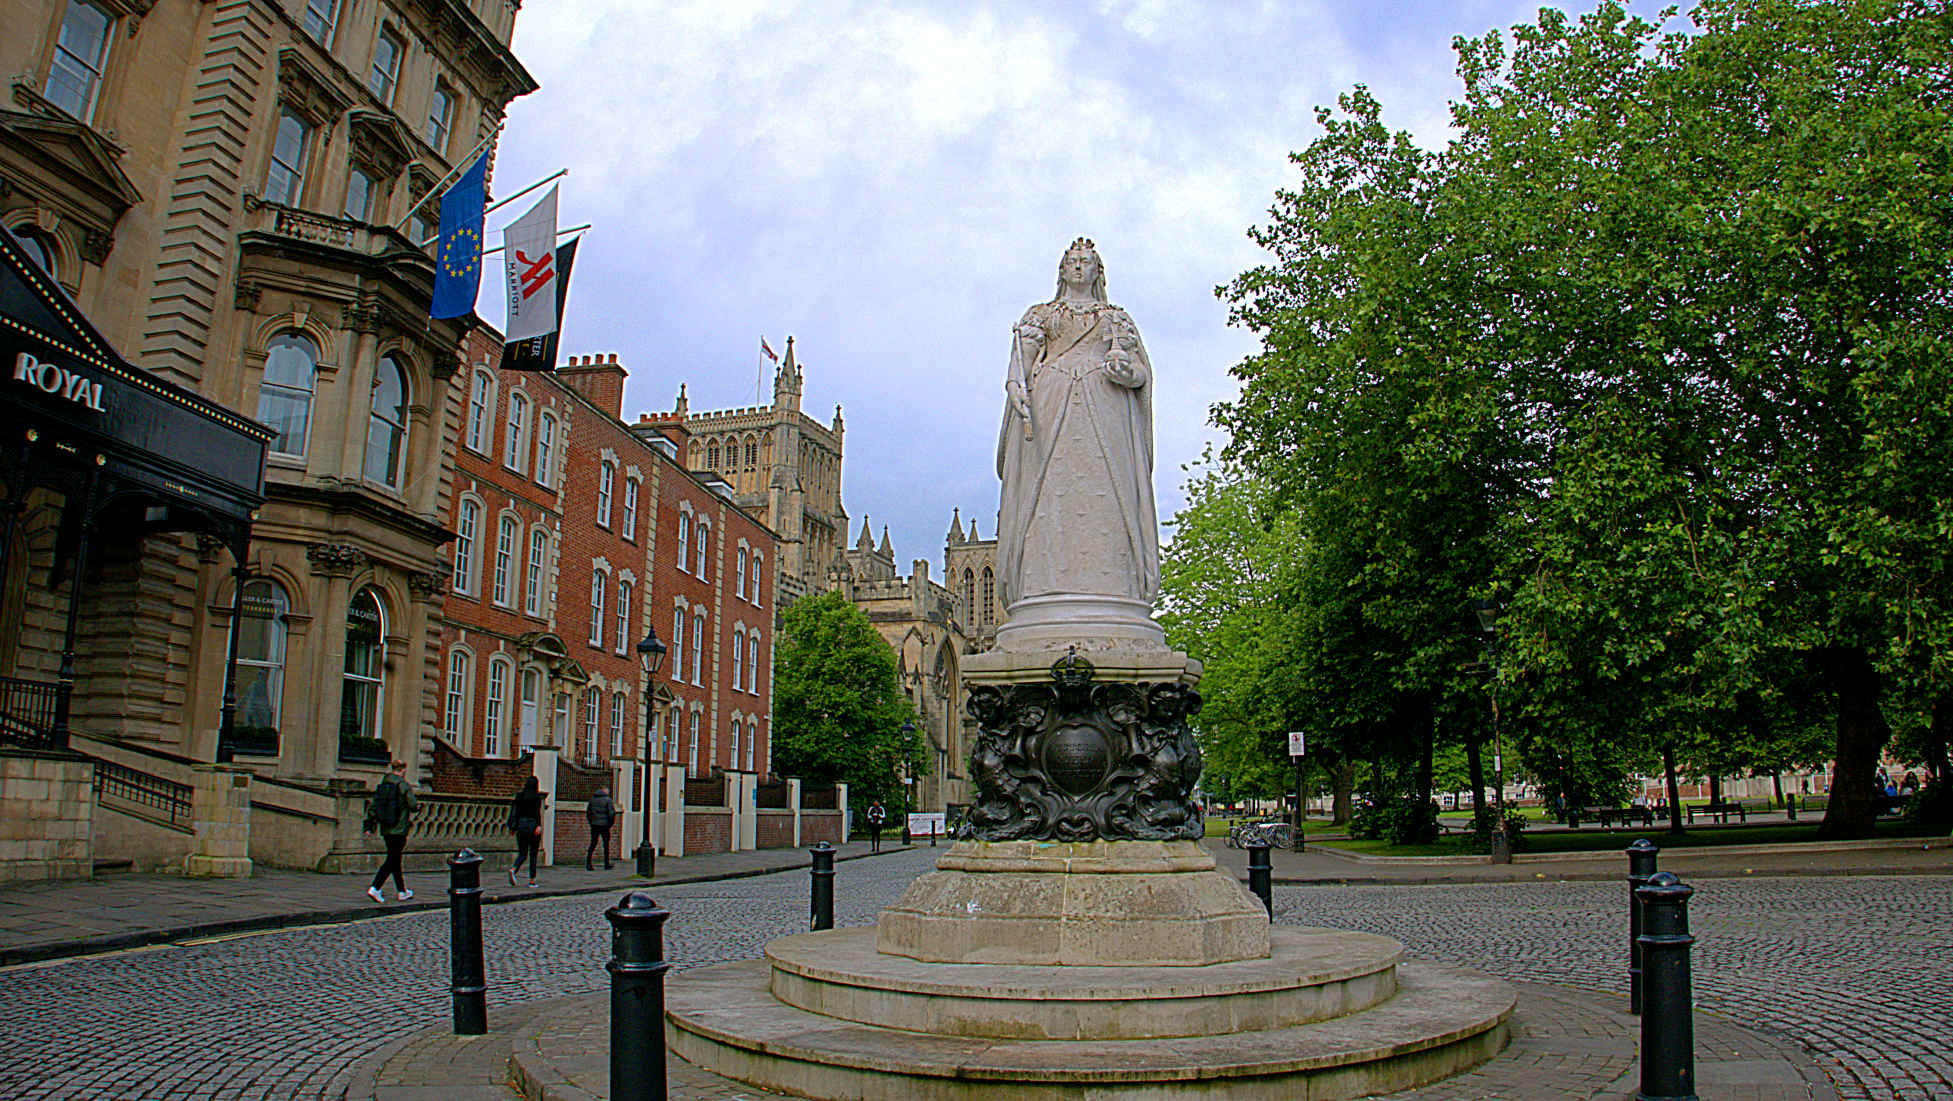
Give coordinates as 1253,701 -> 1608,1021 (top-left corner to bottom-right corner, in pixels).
448,848 -> 487,1035
809,841 -> 835,931
1245,839 -> 1273,919
607,892 -> 672,1101
1626,838 -> 1659,1015
1636,871 -> 1698,1101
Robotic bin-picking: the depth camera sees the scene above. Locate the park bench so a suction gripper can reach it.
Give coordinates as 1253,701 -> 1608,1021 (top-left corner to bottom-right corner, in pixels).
1593,805 -> 1655,828
1686,801 -> 1747,824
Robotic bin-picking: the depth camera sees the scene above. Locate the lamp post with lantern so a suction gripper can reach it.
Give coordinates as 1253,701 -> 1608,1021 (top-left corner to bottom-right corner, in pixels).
1473,600 -> 1512,864
634,629 -> 667,877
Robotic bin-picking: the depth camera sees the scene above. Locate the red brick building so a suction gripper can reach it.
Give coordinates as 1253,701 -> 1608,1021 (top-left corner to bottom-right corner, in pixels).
437,331 -> 775,824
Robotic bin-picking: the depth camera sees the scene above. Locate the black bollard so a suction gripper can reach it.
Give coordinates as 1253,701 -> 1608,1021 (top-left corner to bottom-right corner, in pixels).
1636,872 -> 1698,1101
810,841 -> 835,931
1786,793 -> 1796,822
930,822 -> 937,846
1626,839 -> 1659,1015
607,892 -> 672,1101
1245,840 -> 1272,919
448,849 -> 487,1035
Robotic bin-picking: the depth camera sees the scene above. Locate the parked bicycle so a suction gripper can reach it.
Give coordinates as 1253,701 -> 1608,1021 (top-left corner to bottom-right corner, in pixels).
1226,819 -> 1294,849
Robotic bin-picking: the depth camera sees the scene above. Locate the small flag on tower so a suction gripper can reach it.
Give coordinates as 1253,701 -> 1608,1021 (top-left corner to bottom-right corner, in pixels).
430,149 -> 489,319
760,336 -> 778,363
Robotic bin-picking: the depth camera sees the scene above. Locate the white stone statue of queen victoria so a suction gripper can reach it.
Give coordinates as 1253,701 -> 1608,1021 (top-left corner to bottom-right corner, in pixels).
993,237 -> 1165,651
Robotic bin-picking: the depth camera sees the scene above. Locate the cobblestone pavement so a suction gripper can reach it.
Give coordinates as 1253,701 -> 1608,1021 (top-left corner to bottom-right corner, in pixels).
0,847 -> 1944,1099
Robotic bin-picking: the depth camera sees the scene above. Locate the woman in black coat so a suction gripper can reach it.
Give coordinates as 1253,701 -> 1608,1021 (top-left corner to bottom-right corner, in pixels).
508,775 -> 547,886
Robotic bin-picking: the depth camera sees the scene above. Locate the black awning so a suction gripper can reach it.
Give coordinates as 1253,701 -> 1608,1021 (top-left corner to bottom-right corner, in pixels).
0,228 -> 270,528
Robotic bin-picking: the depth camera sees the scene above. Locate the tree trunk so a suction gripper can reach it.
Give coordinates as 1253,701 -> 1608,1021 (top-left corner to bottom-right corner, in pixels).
1816,645 -> 1891,840
1412,693 -> 1436,842
1662,744 -> 1684,835
1709,774 -> 1723,806
1927,694 -> 1952,784
1771,770 -> 1785,810
1466,736 -> 1487,818
1332,760 -> 1354,825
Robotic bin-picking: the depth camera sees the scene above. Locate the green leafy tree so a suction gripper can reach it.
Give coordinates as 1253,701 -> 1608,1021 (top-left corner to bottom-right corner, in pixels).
771,591 -> 922,809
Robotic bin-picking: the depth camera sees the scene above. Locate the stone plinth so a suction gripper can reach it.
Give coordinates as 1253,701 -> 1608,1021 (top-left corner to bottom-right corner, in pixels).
878,840 -> 1270,966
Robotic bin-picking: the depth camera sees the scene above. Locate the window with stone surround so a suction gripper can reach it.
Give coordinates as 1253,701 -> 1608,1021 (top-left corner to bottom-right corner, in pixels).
265,111 -> 311,206
524,528 -> 545,616
493,514 -> 516,606
256,333 -> 319,457
484,656 -> 509,756
444,647 -> 471,744
369,28 -> 404,106
453,497 -> 480,594
363,355 -> 408,488
597,461 -> 614,527
45,0 -> 114,123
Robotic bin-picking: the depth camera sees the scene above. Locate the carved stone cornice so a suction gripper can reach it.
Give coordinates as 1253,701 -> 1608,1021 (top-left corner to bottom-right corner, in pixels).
407,569 -> 448,601
306,542 -> 366,578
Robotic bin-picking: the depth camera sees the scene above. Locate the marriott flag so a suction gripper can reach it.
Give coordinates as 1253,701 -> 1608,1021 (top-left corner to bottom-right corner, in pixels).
500,238 -> 578,373
502,185 -> 559,342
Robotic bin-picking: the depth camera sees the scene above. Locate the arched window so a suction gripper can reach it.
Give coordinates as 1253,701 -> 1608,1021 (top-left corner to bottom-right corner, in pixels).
338,587 -> 386,754
751,554 -> 763,604
961,569 -> 976,622
524,528 -> 546,615
706,441 -> 719,468
610,692 -> 626,758
493,515 -> 517,606
444,647 -> 471,743
466,369 -> 492,452
485,656 -> 510,756
363,355 -> 408,487
981,567 -> 995,625
534,411 -> 557,486
453,498 -> 480,594
688,711 -> 701,776
676,510 -> 691,571
615,579 -> 632,655
581,686 -> 600,761
729,720 -> 741,772
519,667 -> 542,749
730,628 -> 743,690
9,226 -> 58,281
256,333 -> 319,456
736,547 -> 747,600
233,579 -> 289,750
744,439 -> 757,468
504,390 -> 528,472
589,567 -> 607,648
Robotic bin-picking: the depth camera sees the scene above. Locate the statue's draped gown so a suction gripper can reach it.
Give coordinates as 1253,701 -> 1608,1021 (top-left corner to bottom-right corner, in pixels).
995,300 -> 1159,610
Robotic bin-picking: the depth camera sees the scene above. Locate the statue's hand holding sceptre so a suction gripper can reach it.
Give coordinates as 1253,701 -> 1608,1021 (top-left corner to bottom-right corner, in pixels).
1011,319 -> 1042,439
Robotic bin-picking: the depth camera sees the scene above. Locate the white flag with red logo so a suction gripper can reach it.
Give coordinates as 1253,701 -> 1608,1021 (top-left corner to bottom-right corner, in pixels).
503,186 -> 559,342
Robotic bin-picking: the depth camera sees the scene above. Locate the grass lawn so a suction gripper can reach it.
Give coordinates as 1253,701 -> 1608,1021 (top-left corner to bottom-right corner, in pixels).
1315,819 -> 1939,858
1203,816 -> 1332,839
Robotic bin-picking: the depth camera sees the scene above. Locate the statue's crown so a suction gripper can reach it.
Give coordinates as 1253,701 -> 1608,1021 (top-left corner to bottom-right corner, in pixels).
1068,237 -> 1097,253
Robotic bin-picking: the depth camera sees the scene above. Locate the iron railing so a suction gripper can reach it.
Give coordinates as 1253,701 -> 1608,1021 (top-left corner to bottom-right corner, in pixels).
93,757 -> 193,828
0,676 -> 62,752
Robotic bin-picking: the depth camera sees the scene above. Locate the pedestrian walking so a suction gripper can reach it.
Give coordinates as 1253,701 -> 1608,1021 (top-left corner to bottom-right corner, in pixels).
362,758 -> 417,903
866,800 -> 887,853
507,775 -> 547,887
586,786 -> 616,870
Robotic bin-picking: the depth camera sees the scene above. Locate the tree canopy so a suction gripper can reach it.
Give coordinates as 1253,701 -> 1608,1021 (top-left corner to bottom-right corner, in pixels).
1186,0 -> 1953,838
771,591 -> 924,810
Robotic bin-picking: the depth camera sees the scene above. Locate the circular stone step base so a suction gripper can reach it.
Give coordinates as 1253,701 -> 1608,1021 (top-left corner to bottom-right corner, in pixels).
667,959 -> 1514,1101
768,926 -> 1402,1040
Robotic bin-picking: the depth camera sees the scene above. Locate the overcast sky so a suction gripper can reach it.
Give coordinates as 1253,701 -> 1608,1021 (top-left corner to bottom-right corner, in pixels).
481,1 -> 1671,575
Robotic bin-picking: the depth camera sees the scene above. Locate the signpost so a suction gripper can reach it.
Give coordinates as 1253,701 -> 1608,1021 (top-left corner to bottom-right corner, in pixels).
1286,732 -> 1307,852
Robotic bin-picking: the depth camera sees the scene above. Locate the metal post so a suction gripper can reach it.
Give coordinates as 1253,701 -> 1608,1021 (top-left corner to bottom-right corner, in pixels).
1625,838 -> 1659,1014
1293,757 -> 1308,851
448,849 -> 487,1035
1785,792 -> 1796,822
809,841 -> 835,931
607,892 -> 672,1101
1636,872 -> 1698,1101
1245,840 -> 1272,919
636,694 -> 657,877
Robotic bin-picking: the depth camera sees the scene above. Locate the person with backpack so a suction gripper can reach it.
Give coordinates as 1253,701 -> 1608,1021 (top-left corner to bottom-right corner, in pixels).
585,786 -> 617,871
362,758 -> 418,903
866,800 -> 887,853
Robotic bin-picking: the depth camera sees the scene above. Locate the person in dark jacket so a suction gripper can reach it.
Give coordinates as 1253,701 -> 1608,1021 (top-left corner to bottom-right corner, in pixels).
507,775 -> 547,887
586,787 -> 617,870
362,758 -> 418,903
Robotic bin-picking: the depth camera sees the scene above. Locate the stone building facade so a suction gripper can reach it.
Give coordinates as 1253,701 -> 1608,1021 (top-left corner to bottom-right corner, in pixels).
0,0 -> 534,877
660,337 -> 846,607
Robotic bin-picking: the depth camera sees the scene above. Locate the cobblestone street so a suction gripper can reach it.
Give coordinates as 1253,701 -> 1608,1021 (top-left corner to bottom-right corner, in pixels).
0,848 -> 1945,1099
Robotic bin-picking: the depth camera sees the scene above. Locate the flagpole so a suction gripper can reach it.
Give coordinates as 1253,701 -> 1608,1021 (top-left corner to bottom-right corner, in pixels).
480,224 -> 590,258
484,169 -> 568,217
756,336 -> 763,405
393,127 -> 501,231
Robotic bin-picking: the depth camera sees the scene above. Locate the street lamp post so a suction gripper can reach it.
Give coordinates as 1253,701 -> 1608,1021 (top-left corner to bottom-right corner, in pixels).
1474,600 -> 1512,864
634,629 -> 667,877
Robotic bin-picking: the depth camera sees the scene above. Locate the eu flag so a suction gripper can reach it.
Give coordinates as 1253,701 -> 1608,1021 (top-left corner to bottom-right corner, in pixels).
430,150 -> 488,319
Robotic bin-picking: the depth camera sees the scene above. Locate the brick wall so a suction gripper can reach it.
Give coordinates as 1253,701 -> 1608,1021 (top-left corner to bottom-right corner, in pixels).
800,810 -> 842,846
428,740 -> 533,798
684,808 -> 731,854
756,809 -> 794,849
